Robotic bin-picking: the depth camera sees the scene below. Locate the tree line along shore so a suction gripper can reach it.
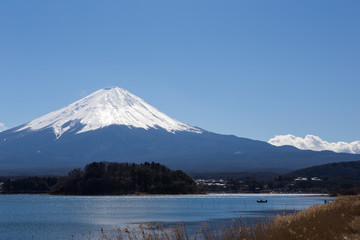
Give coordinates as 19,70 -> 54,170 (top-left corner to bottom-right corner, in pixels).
1,160 -> 360,195
0,162 -> 199,195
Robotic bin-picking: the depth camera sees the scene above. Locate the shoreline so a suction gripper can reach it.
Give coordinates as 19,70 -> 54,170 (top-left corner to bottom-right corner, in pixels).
95,195 -> 360,240
0,192 -> 331,197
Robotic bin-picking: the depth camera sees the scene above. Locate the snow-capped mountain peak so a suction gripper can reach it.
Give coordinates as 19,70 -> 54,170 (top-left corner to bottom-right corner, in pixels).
17,87 -> 202,138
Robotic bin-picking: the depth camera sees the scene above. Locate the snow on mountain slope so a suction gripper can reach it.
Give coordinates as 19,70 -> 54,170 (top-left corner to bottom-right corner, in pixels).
17,87 -> 202,138
268,134 -> 360,154
0,122 -> 6,132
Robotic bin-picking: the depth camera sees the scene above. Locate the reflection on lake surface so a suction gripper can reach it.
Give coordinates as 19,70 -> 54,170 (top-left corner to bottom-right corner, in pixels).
0,194 -> 332,240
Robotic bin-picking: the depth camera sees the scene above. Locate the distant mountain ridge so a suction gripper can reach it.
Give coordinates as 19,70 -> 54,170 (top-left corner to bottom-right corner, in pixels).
0,87 -> 359,175
286,161 -> 360,179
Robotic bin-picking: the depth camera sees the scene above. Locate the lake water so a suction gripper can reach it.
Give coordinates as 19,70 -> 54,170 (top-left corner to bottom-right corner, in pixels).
0,194 -> 331,240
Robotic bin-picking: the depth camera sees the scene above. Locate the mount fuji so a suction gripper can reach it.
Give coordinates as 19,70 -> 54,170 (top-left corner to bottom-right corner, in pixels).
16,87 -> 202,138
0,87 -> 359,175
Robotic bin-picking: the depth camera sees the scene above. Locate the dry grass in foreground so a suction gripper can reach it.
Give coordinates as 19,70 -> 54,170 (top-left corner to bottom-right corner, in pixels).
97,195 -> 360,240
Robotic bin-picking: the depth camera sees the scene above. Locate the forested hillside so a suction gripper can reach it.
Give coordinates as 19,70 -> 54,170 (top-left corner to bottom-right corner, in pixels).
52,161 -> 199,195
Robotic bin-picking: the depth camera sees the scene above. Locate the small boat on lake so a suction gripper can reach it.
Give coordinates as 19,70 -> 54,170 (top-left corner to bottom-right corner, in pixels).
257,200 -> 267,203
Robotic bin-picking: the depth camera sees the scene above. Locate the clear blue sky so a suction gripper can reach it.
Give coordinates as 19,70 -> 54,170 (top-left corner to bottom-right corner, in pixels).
1,1 -> 359,142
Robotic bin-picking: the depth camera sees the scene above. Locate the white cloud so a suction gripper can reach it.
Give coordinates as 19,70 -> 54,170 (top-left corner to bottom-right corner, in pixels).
268,134 -> 360,154
0,122 -> 6,132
